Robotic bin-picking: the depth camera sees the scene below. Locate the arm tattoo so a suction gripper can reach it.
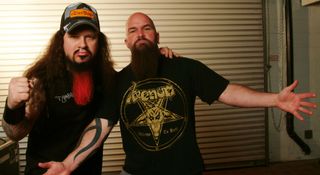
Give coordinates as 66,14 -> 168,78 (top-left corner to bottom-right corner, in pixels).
73,118 -> 102,161
2,118 -> 32,141
2,122 -> 14,138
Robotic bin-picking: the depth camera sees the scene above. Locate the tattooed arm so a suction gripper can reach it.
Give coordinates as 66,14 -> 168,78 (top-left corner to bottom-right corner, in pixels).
2,77 -> 40,141
38,118 -> 114,175
2,111 -> 36,141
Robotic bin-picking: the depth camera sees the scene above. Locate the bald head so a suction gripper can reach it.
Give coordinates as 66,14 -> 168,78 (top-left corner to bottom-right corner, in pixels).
126,12 -> 157,35
124,12 -> 159,50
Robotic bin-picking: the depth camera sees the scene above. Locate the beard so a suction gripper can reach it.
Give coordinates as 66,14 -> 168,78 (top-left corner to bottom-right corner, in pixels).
72,71 -> 94,106
65,55 -> 95,106
65,55 -> 94,72
130,39 -> 161,81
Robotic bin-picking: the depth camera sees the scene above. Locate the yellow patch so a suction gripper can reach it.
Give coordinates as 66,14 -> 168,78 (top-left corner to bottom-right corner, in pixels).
70,9 -> 94,19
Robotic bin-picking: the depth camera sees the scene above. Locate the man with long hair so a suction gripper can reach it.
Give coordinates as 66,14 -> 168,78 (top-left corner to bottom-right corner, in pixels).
2,2 -> 117,175
38,12 -> 317,175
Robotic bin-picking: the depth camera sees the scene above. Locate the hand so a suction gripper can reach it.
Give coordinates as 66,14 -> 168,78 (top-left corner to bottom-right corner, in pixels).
276,80 -> 317,120
159,47 -> 179,58
39,161 -> 71,175
7,77 -> 31,109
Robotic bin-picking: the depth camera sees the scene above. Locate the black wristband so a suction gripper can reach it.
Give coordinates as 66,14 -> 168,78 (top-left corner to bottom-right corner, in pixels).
3,99 -> 25,125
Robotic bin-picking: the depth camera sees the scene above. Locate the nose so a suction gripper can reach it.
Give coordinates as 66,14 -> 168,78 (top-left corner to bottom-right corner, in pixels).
78,36 -> 87,48
137,30 -> 145,39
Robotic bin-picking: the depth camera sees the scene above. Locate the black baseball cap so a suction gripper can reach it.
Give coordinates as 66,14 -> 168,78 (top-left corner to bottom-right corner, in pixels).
60,2 -> 100,33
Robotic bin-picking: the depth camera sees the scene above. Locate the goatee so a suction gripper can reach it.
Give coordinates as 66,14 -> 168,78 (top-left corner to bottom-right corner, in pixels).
72,71 -> 93,106
130,40 -> 161,81
65,56 -> 94,72
65,55 -> 95,106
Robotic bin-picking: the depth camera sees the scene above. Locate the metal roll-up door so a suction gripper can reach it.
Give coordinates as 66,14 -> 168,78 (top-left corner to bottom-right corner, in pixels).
0,0 -> 266,174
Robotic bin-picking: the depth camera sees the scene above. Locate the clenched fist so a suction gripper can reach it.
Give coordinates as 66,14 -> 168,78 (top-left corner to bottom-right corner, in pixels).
7,77 -> 33,109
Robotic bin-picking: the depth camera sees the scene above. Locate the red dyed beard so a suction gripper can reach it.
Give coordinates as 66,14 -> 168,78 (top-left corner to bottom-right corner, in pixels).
72,71 -> 93,106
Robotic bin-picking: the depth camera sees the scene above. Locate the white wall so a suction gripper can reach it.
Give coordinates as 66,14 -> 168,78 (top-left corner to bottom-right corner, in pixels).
267,0 -> 320,162
308,2 -> 320,159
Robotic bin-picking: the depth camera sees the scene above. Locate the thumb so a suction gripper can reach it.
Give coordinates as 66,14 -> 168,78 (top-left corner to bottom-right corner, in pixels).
38,162 -> 52,169
287,80 -> 298,92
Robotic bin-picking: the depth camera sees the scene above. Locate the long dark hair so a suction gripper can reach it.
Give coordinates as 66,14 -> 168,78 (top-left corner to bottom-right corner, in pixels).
24,30 -> 116,118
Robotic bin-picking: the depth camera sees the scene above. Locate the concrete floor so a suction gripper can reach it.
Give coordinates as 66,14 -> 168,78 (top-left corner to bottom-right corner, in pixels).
203,159 -> 320,175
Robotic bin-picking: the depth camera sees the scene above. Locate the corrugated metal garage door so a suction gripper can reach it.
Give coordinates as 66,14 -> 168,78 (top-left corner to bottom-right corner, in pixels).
0,0 -> 266,174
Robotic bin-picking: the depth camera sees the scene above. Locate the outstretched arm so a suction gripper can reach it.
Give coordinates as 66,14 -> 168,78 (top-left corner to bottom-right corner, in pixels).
39,118 -> 114,175
218,80 -> 317,120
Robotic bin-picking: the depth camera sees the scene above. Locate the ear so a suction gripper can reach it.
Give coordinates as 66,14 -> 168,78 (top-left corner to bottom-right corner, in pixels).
124,38 -> 129,48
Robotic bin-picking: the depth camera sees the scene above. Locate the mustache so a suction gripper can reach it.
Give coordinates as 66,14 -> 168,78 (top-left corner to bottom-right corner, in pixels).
133,38 -> 153,46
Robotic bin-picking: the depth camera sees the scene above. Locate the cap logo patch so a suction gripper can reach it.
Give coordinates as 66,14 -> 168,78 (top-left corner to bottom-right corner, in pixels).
70,9 -> 94,19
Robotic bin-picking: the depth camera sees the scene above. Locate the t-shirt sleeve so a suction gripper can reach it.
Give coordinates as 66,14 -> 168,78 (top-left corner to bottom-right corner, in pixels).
190,59 -> 229,105
95,92 -> 119,125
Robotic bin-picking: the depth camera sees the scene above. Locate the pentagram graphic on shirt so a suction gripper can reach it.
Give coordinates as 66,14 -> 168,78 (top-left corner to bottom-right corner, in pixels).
121,78 -> 188,151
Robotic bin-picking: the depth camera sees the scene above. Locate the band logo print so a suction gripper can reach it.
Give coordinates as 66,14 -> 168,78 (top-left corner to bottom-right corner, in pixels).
121,78 -> 188,151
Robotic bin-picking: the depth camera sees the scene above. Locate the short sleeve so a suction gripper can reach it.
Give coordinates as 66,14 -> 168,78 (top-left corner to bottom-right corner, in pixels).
189,59 -> 229,104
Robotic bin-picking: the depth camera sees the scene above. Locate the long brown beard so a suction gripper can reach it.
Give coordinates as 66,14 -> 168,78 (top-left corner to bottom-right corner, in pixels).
130,40 -> 161,80
72,71 -> 93,106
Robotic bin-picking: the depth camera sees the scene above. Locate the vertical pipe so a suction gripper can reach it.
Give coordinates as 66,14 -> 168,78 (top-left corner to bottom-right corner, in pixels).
285,0 -> 311,155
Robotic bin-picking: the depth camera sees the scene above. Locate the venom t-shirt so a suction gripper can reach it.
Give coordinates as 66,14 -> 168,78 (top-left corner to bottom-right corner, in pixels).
114,56 -> 229,175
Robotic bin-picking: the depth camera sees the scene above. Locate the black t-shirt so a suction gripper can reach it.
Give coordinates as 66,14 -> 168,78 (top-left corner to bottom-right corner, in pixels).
113,56 -> 229,175
24,77 -> 112,175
